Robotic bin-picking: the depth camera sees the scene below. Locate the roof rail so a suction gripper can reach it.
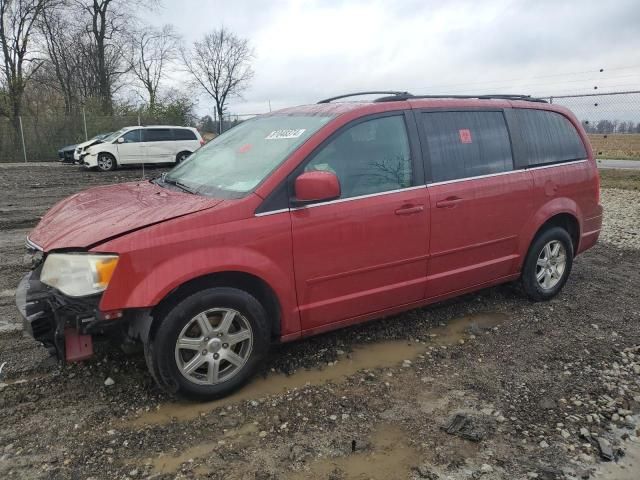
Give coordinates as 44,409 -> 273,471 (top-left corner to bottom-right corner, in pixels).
401,94 -> 547,103
318,92 -> 547,104
317,91 -> 411,104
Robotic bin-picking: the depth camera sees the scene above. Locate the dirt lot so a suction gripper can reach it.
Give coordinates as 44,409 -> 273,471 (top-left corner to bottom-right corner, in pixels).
1,164 -> 639,480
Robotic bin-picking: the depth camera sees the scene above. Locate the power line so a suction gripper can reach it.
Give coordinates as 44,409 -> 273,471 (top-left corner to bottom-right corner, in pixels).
408,65 -> 640,92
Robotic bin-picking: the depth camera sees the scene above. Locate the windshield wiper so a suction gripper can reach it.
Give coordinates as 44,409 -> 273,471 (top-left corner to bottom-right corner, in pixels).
161,175 -> 197,194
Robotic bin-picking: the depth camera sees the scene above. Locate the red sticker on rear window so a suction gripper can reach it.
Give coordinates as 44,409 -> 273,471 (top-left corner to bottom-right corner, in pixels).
459,129 -> 472,144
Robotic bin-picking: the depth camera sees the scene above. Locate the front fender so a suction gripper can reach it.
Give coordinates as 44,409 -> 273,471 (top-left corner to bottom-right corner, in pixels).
96,208 -> 300,336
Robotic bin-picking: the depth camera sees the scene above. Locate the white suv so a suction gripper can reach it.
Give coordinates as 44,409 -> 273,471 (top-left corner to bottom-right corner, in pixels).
81,126 -> 204,172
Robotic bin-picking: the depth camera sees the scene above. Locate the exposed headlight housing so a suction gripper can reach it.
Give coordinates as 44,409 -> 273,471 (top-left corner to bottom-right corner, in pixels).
41,253 -> 119,297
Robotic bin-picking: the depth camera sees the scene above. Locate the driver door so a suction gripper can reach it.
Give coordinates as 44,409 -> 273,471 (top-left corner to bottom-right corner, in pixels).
290,113 -> 430,332
116,128 -> 144,164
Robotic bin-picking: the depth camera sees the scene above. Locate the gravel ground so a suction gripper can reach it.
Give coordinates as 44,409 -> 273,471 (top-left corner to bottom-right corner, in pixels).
598,188 -> 640,250
0,164 -> 639,480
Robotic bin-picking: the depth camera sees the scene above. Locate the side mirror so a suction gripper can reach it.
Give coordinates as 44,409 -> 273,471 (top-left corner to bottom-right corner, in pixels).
116,137 -> 125,144
294,171 -> 340,205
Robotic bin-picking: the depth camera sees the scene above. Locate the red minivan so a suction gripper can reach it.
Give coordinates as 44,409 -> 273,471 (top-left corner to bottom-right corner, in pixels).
17,92 -> 602,399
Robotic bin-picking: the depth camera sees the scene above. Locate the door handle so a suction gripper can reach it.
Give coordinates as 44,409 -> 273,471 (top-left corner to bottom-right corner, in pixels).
436,196 -> 463,208
395,205 -> 424,215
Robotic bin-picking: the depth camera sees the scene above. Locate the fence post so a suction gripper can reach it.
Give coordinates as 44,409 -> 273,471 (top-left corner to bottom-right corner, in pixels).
82,107 -> 88,141
19,116 -> 27,163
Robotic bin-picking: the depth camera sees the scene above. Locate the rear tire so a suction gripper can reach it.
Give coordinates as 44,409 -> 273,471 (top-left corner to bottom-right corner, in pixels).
176,151 -> 191,164
97,153 -> 117,172
521,226 -> 574,301
147,287 -> 270,400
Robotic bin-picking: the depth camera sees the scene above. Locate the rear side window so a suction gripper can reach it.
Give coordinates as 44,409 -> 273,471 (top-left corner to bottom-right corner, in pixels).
143,129 -> 173,142
509,109 -> 587,166
421,111 -> 513,182
173,128 -> 197,140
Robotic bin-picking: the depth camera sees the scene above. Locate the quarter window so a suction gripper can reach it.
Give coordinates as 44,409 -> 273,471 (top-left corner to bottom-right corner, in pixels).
143,129 -> 173,142
305,115 -> 412,199
510,109 -> 587,166
421,111 -> 513,182
173,128 -> 197,140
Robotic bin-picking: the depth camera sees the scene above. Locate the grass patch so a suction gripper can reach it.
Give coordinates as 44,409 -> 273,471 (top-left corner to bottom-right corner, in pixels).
588,134 -> 640,160
599,168 -> 640,191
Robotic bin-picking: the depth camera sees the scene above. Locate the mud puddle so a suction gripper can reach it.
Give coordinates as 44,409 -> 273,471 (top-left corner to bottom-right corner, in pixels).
145,423 -> 258,474
132,312 -> 506,426
593,417 -> 640,480
287,424 -> 419,480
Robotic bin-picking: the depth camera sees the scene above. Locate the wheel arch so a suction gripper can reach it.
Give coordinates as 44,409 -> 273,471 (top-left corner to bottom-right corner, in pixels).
524,211 -> 581,265
148,270 -> 282,344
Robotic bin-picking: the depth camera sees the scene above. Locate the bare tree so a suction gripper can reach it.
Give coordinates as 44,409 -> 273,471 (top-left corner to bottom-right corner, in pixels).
183,27 -> 253,134
0,0 -> 55,127
73,0 -> 155,114
128,24 -> 179,109
39,6 -> 96,114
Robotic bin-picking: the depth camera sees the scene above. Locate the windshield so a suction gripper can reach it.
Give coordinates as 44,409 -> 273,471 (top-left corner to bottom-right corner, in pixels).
93,132 -> 112,141
101,129 -> 128,143
164,115 -> 332,197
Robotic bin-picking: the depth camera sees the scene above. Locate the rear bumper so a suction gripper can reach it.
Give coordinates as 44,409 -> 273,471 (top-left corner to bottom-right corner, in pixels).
578,206 -> 603,254
15,267 -> 110,360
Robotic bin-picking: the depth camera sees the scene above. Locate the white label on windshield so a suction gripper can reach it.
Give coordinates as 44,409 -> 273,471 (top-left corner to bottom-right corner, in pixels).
265,129 -> 306,140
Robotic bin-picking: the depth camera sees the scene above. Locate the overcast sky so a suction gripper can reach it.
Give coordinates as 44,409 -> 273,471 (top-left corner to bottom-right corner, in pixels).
149,0 -> 640,117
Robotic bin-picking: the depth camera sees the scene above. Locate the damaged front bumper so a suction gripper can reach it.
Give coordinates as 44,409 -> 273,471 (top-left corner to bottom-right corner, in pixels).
15,266 -> 124,362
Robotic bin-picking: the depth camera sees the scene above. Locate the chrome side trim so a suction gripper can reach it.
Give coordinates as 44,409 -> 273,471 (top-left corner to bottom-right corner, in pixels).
290,185 -> 427,211
526,159 -> 587,171
427,159 -> 588,187
25,236 -> 43,252
255,208 -> 290,217
428,169 -> 519,187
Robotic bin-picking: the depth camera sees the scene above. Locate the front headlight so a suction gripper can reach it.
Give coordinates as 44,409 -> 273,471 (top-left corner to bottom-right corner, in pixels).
40,254 -> 119,297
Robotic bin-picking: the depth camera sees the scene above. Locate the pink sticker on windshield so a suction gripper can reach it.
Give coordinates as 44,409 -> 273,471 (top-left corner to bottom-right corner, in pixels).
459,129 -> 472,144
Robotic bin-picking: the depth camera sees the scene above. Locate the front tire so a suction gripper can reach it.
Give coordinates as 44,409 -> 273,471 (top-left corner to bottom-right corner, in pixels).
148,287 -> 270,400
521,227 -> 574,301
97,153 -> 117,172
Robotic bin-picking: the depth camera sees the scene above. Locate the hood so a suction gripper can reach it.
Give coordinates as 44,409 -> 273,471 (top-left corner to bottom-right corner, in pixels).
77,138 -> 104,150
29,181 -> 223,251
59,144 -> 77,152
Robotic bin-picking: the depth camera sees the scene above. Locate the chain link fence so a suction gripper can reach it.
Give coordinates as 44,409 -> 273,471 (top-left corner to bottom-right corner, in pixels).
1,92 -> 639,162
543,91 -> 640,160
0,110 -> 198,163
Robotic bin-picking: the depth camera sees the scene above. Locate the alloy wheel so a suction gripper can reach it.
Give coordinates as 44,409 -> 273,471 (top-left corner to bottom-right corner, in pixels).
535,240 -> 567,290
174,308 -> 253,385
98,155 -> 113,170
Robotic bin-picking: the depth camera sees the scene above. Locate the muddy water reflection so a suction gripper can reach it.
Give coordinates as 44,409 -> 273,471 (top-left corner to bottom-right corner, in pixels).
149,423 -> 258,474
133,312 -> 506,426
287,424 -> 418,480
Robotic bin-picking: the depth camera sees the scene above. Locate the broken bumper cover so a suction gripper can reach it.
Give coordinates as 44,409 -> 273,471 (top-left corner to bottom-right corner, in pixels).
15,267 -> 104,359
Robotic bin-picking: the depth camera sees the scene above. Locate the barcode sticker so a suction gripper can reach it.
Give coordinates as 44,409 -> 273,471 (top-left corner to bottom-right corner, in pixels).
265,129 -> 306,140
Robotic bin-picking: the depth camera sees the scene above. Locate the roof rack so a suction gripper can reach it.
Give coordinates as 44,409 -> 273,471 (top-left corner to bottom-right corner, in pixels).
318,92 -> 547,104
317,91 -> 411,103
400,94 -> 548,104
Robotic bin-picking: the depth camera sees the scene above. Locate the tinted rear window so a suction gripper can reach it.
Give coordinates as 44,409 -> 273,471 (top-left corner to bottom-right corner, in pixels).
510,109 -> 587,166
143,129 -> 172,142
173,128 -> 197,140
421,111 -> 513,182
